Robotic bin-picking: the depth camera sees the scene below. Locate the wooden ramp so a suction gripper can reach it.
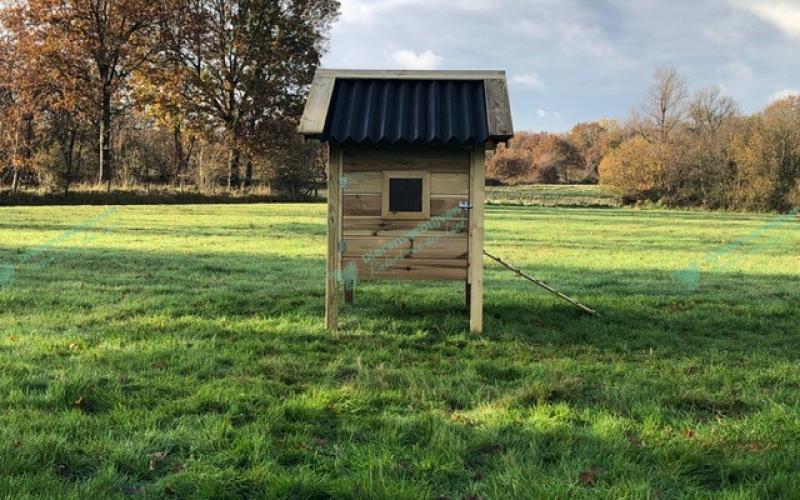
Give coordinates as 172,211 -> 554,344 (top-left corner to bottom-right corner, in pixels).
484,250 -> 598,316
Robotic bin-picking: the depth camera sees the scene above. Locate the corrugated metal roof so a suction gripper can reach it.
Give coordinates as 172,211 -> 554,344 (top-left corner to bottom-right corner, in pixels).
321,79 -> 490,146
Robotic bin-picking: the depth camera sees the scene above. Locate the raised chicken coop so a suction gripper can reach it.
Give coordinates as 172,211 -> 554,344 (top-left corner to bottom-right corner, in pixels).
299,69 -> 514,332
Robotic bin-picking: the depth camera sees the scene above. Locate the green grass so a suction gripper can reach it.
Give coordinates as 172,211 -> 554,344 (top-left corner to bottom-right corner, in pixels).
1,203 -> 799,498
486,184 -> 622,207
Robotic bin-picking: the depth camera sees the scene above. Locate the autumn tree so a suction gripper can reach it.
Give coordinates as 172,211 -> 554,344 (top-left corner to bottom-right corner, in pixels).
568,121 -> 617,180
0,31 -> 37,192
1,6 -> 96,194
5,0 -> 163,192
663,87 -> 739,208
0,91 -> 35,192
530,133 -> 582,183
729,96 -> 800,211
487,144 -> 534,182
599,136 -> 664,200
131,69 -> 200,189
157,0 -> 339,190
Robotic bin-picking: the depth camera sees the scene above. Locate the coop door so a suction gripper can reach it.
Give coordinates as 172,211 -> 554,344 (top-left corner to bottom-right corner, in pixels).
382,170 -> 430,219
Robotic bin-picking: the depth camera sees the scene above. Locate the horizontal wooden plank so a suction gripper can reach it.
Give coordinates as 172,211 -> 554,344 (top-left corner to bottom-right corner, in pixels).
431,173 -> 469,195
431,196 -> 465,215
343,237 -> 467,260
343,150 -> 469,173
343,194 -> 381,216
342,172 -> 381,194
342,258 -> 467,281
343,216 -> 467,237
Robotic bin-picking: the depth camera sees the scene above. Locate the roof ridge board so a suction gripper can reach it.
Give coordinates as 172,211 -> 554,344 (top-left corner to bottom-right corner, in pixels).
316,69 -> 506,80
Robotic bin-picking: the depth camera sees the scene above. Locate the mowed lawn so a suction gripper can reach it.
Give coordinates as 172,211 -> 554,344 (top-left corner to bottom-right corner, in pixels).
0,203 -> 799,498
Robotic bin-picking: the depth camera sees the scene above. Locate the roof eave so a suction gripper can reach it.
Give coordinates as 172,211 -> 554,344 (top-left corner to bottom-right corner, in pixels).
298,68 -> 515,141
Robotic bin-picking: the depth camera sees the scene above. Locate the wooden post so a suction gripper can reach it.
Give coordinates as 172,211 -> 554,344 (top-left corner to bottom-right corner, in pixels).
468,147 -> 485,333
326,146 -> 342,330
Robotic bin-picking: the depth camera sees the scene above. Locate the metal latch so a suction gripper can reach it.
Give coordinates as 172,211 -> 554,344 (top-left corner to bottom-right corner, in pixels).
337,240 -> 347,253
458,201 -> 474,211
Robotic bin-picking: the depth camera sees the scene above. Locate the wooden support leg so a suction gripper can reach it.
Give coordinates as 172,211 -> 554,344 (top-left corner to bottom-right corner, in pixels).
344,280 -> 354,305
325,146 -> 342,331
468,148 -> 485,333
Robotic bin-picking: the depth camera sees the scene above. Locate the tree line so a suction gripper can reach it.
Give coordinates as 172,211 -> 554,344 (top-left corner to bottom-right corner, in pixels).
2,5 -> 797,214
489,67 -> 800,212
0,0 -> 339,197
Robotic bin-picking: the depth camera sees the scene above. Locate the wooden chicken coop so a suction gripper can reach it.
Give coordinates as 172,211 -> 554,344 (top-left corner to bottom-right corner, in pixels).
299,69 -> 513,332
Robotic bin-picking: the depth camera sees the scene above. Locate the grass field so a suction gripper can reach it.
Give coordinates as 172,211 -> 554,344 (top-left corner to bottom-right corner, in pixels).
1,203 -> 799,498
486,184 -> 622,208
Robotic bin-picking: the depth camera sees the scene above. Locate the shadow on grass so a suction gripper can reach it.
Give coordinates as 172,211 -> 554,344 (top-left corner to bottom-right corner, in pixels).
1,245 -> 797,363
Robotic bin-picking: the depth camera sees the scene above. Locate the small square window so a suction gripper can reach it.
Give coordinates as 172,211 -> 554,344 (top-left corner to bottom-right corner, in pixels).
389,178 -> 423,212
382,171 -> 430,219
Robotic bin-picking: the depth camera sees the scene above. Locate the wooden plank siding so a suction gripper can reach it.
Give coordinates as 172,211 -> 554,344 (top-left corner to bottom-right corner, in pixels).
343,237 -> 468,260
431,173 -> 469,196
342,216 -> 467,237
339,149 -> 469,281
342,150 -> 470,172
342,257 -> 467,281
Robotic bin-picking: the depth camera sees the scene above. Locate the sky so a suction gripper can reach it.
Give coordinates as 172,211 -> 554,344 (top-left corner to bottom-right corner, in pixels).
321,0 -> 800,132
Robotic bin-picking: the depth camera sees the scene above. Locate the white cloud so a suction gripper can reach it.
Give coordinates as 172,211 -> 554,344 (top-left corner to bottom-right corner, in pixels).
340,0 -> 492,25
536,108 -> 562,120
339,0 -> 380,25
557,23 -> 618,58
339,0 -> 413,25
771,88 -> 800,101
722,61 -> 754,82
506,18 -> 620,60
736,1 -> 800,39
717,61 -> 757,101
702,15 -> 749,46
390,49 -> 443,70
511,73 -> 545,90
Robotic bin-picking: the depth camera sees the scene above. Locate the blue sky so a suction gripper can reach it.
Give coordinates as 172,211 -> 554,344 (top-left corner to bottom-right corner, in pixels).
321,0 -> 800,132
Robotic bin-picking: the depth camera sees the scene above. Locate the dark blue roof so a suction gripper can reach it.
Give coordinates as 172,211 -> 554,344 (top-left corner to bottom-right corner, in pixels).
322,79 -> 489,146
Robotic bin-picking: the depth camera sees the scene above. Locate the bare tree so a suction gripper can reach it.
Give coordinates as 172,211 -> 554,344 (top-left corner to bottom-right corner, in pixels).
689,86 -> 739,137
642,67 -> 688,142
